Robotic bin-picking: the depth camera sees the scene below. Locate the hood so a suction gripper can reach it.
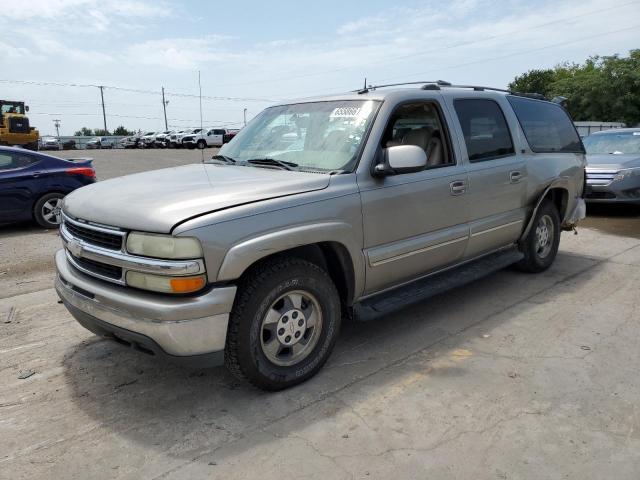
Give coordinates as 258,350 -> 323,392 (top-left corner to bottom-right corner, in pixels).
586,154 -> 640,170
63,164 -> 330,233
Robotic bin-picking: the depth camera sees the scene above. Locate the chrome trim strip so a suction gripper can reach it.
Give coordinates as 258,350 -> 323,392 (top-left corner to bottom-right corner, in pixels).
470,220 -> 523,238
370,236 -> 468,267
62,211 -> 126,237
65,249 -> 126,285
61,224 -> 205,277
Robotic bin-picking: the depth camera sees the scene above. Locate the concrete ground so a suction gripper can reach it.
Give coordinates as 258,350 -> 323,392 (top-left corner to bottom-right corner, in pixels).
1,150 -> 639,479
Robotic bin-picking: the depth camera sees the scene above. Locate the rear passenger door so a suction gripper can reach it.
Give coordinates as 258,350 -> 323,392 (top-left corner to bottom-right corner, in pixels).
210,129 -> 225,146
449,97 -> 527,258
0,151 -> 40,222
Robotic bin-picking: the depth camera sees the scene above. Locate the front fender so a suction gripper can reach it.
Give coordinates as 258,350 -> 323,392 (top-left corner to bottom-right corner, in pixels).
216,221 -> 365,297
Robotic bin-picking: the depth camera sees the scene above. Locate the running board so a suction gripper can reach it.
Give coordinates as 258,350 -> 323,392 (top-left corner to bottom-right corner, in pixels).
354,248 -> 524,322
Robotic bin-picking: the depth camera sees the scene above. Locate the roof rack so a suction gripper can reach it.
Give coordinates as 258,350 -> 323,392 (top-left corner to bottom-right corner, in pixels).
355,80 -> 548,100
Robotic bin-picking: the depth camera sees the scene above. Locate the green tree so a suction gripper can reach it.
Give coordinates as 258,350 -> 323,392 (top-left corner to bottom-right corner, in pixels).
509,50 -> 640,125
93,128 -> 110,136
74,127 -> 93,136
112,125 -> 134,136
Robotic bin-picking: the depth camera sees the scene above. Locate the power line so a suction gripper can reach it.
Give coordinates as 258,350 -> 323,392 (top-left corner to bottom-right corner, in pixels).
209,0 -> 640,88
376,23 -> 640,84
283,22 -> 640,98
0,79 -> 277,103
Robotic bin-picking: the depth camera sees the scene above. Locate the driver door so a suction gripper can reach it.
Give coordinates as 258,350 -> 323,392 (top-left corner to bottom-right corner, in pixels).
358,100 -> 470,295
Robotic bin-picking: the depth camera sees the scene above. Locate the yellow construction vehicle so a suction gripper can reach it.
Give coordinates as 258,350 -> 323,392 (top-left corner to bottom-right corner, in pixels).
0,100 -> 39,150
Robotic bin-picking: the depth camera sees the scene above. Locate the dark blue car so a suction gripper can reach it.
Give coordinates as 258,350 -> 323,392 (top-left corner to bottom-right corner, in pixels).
0,146 -> 95,228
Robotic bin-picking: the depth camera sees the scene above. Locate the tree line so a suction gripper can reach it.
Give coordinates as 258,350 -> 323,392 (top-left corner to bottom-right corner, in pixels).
73,126 -> 137,136
509,49 -> 639,125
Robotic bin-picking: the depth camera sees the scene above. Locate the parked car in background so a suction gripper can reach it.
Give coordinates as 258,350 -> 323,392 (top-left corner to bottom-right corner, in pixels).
223,128 -> 240,143
120,136 -> 138,149
55,82 -> 586,390
182,128 -> 224,149
62,139 -> 77,150
139,132 -> 157,148
153,131 -> 173,148
174,128 -> 203,148
0,146 -> 95,228
86,137 -> 115,149
583,128 -> 640,204
39,136 -> 61,150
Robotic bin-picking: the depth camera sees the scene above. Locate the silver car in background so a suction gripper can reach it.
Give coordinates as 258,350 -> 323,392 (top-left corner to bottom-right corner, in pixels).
583,128 -> 640,204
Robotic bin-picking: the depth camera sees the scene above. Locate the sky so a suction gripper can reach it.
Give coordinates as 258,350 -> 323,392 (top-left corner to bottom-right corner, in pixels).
1,0 -> 639,136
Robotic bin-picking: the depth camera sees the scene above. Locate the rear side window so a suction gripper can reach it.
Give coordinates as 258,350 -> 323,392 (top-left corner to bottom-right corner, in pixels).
0,152 -> 36,170
507,96 -> 583,153
454,99 -> 515,162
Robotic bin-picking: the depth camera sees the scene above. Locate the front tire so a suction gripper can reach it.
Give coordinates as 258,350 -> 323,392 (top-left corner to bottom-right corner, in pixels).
34,192 -> 64,229
517,199 -> 561,273
197,140 -> 206,149
225,257 -> 341,390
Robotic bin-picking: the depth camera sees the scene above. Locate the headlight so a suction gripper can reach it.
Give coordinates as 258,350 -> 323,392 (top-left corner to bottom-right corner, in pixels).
126,271 -> 206,294
126,232 -> 203,259
613,167 -> 640,182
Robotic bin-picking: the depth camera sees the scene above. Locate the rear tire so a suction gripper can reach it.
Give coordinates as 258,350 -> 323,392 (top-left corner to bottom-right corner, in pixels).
225,257 -> 341,391
517,199 -> 561,273
34,192 -> 64,229
197,140 -> 206,149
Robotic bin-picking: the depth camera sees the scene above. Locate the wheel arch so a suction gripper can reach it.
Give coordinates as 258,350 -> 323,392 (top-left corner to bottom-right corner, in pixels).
520,182 -> 570,242
217,223 -> 362,306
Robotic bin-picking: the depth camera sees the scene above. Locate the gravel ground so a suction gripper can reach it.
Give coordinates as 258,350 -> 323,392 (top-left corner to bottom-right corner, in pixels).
1,149 -> 639,479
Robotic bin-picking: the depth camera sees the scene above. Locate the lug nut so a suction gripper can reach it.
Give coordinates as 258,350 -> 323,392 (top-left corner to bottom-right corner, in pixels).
278,328 -> 285,335
282,316 -> 288,323
285,335 -> 291,343
292,311 -> 298,319
298,320 -> 304,326
295,331 -> 301,338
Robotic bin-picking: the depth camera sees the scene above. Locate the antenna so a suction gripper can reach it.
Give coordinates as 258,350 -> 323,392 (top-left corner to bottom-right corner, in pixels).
198,70 -> 204,163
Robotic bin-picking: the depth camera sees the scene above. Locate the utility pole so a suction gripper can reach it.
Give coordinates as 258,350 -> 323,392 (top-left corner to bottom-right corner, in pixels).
243,108 -> 247,127
162,86 -> 169,130
98,85 -> 107,133
53,119 -> 61,138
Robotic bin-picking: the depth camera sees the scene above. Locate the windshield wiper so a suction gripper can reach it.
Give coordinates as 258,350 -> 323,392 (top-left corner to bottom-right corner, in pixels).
246,158 -> 298,171
208,154 -> 237,164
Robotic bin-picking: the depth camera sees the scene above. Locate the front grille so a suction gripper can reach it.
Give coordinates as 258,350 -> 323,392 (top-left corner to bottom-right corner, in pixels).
64,221 -> 123,250
586,169 -> 617,185
70,253 -> 123,280
9,117 -> 30,133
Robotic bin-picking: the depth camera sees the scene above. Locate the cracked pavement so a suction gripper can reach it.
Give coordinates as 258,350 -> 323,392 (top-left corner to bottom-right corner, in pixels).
1,150 -> 640,479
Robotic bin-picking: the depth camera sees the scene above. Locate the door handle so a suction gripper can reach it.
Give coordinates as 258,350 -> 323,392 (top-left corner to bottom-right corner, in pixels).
509,171 -> 523,183
450,180 -> 467,196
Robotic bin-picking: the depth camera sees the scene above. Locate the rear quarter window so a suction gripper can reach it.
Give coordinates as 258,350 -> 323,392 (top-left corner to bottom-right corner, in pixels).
507,96 -> 584,153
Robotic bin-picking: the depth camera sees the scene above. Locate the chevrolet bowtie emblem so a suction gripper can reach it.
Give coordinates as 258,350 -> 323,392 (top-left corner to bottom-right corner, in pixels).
67,239 -> 83,258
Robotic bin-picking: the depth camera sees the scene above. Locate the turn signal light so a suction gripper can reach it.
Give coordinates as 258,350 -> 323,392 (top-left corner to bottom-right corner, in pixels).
170,276 -> 206,293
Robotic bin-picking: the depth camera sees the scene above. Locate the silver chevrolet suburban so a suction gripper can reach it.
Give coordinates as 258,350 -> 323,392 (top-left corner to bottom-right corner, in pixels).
55,81 -> 586,390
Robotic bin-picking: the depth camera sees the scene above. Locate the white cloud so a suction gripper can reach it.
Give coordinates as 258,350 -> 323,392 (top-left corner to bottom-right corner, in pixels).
123,35 -> 235,69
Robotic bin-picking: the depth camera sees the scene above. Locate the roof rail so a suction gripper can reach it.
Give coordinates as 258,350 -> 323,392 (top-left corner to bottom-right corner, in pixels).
356,80 -> 450,94
355,81 -> 548,101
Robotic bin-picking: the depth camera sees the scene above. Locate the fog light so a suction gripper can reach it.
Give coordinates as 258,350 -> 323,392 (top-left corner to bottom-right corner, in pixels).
126,271 -> 206,294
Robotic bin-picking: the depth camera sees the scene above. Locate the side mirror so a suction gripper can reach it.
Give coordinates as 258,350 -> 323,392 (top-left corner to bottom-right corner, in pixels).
373,145 -> 427,176
25,105 -> 29,112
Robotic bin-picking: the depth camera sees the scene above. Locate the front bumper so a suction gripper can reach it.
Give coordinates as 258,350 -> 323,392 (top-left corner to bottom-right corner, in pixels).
55,250 -> 236,366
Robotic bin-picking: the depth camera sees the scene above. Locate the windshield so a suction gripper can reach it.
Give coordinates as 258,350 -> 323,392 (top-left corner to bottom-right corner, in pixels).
583,131 -> 640,155
217,100 -> 380,172
0,102 -> 25,115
